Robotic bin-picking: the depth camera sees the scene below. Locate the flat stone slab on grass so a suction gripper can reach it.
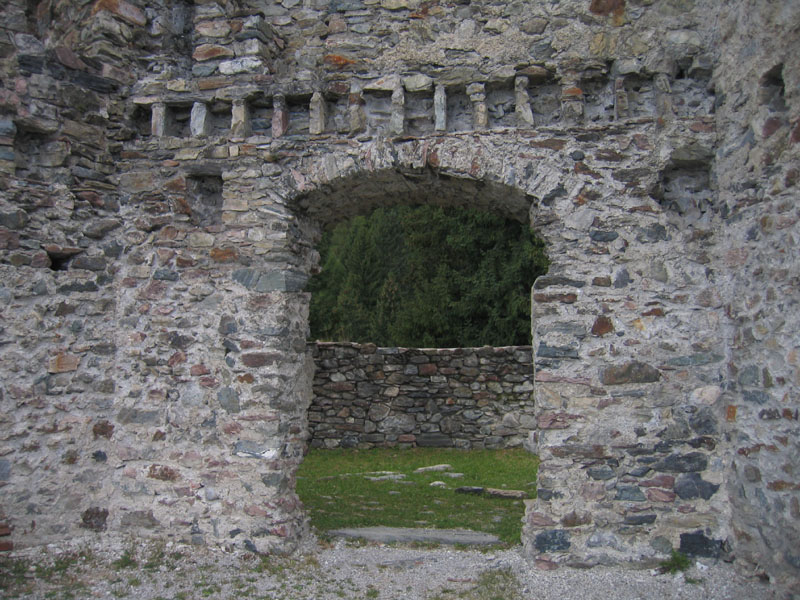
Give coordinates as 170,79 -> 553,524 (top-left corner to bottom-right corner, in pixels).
328,526 -> 501,546
414,464 -> 452,473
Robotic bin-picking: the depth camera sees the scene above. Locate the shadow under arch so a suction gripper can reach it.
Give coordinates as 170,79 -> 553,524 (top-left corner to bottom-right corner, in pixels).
291,164 -> 535,230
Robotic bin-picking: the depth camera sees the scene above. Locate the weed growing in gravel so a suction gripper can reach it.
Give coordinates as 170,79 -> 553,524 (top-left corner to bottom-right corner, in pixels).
1,549 -> 95,599
111,548 -> 138,570
0,556 -> 31,592
659,550 -> 691,574
428,567 -> 522,600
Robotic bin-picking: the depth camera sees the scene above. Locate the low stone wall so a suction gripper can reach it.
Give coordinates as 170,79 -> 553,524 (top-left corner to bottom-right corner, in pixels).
308,343 -> 535,450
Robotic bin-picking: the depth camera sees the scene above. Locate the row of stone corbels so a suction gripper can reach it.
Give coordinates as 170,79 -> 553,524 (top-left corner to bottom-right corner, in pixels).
145,71 -> 679,140
149,98 -> 257,138
143,78 -> 560,140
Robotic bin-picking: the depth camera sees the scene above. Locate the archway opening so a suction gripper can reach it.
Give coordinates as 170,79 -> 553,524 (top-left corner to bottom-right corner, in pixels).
291,168 -> 548,544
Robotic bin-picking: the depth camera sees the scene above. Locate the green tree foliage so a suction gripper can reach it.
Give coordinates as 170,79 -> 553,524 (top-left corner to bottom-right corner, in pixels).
308,205 -> 549,347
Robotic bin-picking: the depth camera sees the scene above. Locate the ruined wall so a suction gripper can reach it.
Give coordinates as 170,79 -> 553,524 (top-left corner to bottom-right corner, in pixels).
709,2 -> 800,594
0,0 -> 797,593
309,343 -> 535,450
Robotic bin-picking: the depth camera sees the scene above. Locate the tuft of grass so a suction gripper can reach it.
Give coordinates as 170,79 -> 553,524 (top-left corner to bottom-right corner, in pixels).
111,549 -> 138,570
659,550 -> 691,574
430,568 -> 522,600
296,447 -> 538,544
0,556 -> 31,590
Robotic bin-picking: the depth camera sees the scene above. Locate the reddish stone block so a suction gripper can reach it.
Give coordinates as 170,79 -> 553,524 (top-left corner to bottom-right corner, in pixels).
0,541 -> 13,552
538,412 -> 582,429
791,119 -> 800,144
561,511 -> 592,527
210,247 -> 237,262
531,138 -> 567,151
148,464 -> 180,481
192,44 -> 235,62
168,351 -> 186,367
222,422 -> 243,435
762,117 -> 783,139
690,120 -> 714,133
533,292 -> 577,304
591,315 -> 614,336
574,162 -> 601,179
138,281 -> 167,300
640,474 -> 675,488
418,363 -> 437,376
767,480 -> 800,492
595,149 -> 624,161
323,54 -> 356,67
92,420 -> 114,439
48,353 -> 80,373
528,512 -> 557,527
242,352 -> 281,368
191,364 -> 210,376
165,176 -> 186,192
244,504 -> 269,517
646,488 -> 677,502
590,0 -> 625,16
535,558 -> 559,570
92,0 -> 147,26
199,376 -> 219,388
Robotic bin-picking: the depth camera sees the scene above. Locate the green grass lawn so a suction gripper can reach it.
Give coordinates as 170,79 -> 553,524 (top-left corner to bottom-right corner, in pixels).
295,447 -> 538,545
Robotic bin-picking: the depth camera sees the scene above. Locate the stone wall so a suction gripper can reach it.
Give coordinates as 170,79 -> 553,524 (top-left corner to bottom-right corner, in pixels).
710,3 -> 800,594
309,343 -> 535,450
0,0 -> 797,594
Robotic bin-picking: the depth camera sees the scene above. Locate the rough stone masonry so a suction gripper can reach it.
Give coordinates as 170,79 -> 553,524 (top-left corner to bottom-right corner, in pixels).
309,343 -> 536,450
0,0 -> 797,595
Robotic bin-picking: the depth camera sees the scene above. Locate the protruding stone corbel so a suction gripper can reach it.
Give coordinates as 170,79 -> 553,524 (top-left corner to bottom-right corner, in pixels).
348,84 -> 366,135
654,73 -> 673,126
515,76 -> 535,127
467,82 -> 488,129
389,83 -> 405,136
151,102 -> 167,137
272,94 -> 289,138
560,83 -> 584,125
190,102 -> 210,137
231,99 -> 251,138
434,84 -> 447,131
614,77 -> 629,120
309,91 -> 326,135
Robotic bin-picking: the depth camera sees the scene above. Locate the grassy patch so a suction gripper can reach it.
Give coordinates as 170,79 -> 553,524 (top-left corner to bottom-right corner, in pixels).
0,556 -> 30,593
296,447 -> 538,544
111,549 -> 138,570
659,550 -> 691,574
0,550 -> 92,599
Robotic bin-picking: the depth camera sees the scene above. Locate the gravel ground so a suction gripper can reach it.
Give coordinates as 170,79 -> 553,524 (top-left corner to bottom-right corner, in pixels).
1,537 -> 782,600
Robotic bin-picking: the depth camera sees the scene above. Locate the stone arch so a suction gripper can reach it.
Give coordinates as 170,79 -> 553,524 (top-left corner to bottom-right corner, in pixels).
279,130 -> 730,566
